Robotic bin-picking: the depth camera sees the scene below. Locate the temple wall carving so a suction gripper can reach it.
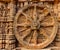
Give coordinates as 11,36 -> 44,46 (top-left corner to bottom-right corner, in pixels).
0,0 -> 60,50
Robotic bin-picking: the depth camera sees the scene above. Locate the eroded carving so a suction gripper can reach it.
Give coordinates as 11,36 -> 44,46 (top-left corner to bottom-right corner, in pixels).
14,3 -> 58,49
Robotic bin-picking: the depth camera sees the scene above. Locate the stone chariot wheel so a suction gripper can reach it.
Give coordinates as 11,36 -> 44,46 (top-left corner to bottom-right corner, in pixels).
14,3 -> 58,49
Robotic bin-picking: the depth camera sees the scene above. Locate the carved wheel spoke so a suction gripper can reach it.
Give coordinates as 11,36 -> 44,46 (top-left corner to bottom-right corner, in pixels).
19,28 -> 27,32
40,28 -> 49,39
32,30 -> 38,44
41,21 -> 54,27
33,5 -> 37,21
22,29 -> 31,40
17,22 -> 30,27
27,35 -> 32,44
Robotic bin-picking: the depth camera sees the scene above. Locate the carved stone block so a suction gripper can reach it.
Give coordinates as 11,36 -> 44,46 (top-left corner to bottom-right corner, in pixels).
0,0 -> 59,50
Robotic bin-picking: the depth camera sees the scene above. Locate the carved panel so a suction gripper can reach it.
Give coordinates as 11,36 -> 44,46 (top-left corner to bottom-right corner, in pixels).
0,0 -> 59,50
15,1 -> 58,49
0,2 -> 16,50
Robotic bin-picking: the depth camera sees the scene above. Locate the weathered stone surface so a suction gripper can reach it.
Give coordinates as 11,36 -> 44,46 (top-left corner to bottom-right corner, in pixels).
0,0 -> 60,50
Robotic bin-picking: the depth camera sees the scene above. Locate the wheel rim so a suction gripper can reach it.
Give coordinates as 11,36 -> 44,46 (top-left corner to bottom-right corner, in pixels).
14,3 -> 58,49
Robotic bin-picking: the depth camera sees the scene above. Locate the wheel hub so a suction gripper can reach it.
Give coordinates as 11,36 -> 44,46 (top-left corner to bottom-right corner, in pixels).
31,21 -> 40,30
